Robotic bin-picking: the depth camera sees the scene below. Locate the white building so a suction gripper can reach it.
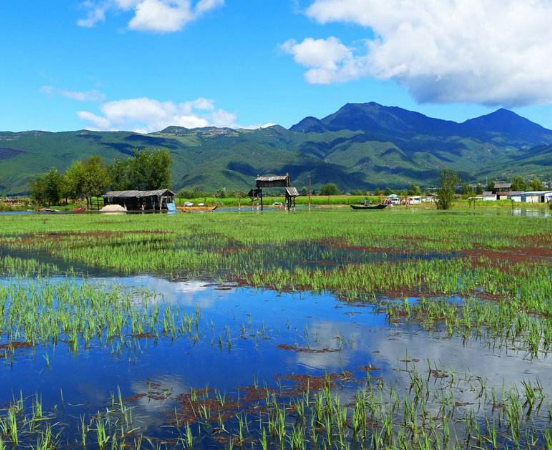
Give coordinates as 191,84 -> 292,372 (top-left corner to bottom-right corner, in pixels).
507,191 -> 552,203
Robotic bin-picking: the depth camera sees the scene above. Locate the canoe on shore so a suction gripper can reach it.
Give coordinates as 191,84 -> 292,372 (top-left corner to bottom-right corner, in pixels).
38,208 -> 60,213
350,204 -> 388,210
177,206 -> 218,212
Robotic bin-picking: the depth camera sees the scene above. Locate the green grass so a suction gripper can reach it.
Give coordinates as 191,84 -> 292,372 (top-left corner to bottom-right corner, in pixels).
2,208 -> 552,448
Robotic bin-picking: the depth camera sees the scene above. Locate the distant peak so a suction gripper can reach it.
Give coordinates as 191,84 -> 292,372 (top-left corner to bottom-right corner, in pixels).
492,108 -> 518,116
160,126 -> 189,133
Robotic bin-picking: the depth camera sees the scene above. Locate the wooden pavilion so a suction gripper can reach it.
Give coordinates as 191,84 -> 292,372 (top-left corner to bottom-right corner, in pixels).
248,174 -> 299,210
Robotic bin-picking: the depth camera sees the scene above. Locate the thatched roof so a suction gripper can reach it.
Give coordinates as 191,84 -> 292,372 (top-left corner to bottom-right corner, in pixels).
285,187 -> 299,197
255,174 -> 290,188
103,189 -> 175,198
255,176 -> 289,183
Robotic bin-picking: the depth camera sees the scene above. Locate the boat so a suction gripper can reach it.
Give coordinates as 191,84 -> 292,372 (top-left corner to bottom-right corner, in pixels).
38,208 -> 60,213
73,206 -> 86,213
350,204 -> 388,210
177,205 -> 218,212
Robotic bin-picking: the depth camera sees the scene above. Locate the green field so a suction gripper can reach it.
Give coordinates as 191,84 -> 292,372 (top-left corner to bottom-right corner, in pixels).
1,207 -> 552,449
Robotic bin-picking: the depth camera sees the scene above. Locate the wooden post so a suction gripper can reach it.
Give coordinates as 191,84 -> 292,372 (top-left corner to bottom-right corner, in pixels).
308,176 -> 312,211
260,189 -> 263,211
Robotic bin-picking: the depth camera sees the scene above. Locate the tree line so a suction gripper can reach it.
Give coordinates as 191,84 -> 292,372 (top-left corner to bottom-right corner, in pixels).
30,149 -> 171,207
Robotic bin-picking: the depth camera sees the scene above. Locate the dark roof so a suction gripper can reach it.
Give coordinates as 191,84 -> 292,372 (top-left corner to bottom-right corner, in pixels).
285,187 -> 299,197
494,183 -> 512,189
256,176 -> 289,182
103,189 -> 175,198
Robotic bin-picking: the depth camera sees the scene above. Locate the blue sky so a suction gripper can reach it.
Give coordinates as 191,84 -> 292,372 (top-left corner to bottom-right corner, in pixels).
2,0 -> 552,132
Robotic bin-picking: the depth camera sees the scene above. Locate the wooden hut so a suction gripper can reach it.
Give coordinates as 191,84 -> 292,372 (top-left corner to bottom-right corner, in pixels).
249,174 -> 299,210
103,189 -> 175,211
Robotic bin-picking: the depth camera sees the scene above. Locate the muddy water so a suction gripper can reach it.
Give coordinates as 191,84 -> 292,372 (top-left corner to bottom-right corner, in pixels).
2,275 -> 552,444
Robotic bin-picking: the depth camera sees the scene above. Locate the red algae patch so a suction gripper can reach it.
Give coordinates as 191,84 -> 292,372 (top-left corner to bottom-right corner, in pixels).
276,344 -> 341,354
0,341 -> 34,350
278,371 -> 354,394
464,247 -> 552,266
126,333 -> 156,339
125,393 -> 148,403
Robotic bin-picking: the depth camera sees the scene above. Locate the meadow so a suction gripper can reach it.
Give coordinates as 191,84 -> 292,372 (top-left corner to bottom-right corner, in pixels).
0,207 -> 551,449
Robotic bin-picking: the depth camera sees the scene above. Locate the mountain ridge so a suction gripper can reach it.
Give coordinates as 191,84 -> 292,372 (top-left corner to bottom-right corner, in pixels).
1,102 -> 552,195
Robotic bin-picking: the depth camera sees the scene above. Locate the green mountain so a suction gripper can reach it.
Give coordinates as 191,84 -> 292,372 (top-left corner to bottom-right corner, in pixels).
1,103 -> 552,195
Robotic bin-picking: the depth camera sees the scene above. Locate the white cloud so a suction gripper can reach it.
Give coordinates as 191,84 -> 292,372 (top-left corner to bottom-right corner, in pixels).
78,0 -> 224,33
77,111 -> 111,129
240,122 -> 275,130
280,37 -> 359,84
40,86 -> 105,102
77,1 -> 107,27
284,0 -> 552,107
77,96 -> 244,131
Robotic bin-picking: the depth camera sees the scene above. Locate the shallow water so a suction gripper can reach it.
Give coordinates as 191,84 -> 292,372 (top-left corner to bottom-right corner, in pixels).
2,275 -> 552,446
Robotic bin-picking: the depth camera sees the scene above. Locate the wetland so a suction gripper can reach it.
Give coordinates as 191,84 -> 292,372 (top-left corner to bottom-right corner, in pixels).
0,208 -> 552,449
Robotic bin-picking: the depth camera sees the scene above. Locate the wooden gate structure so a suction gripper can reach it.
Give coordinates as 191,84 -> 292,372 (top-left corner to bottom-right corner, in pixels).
248,174 -> 299,211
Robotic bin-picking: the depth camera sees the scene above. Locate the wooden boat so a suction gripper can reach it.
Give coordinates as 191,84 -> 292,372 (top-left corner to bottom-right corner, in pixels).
350,204 -> 387,210
177,205 -> 218,212
73,206 -> 86,213
38,208 -> 60,213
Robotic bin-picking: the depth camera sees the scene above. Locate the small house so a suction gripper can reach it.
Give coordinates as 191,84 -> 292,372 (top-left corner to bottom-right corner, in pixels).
492,183 -> 512,200
483,191 -> 497,201
103,189 -> 175,211
422,195 -> 435,203
506,191 -> 524,202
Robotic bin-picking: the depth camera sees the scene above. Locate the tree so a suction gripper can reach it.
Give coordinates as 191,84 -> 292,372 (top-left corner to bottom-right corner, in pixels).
475,185 -> 484,195
407,184 -> 421,196
486,181 -> 495,191
436,169 -> 459,210
511,176 -> 527,191
528,177 -> 544,191
108,158 -> 132,191
82,156 -> 110,208
30,168 -> 63,206
319,183 -> 339,196
383,187 -> 393,196
460,183 -> 474,197
30,175 -> 46,205
127,149 -> 172,190
63,160 -> 86,202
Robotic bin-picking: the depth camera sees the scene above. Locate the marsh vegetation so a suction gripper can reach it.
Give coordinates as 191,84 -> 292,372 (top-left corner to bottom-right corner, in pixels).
0,208 -> 551,448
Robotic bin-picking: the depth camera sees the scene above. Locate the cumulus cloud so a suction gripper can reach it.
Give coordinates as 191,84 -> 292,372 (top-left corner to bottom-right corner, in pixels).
284,0 -> 552,107
280,37 -> 361,84
77,96 -> 245,132
78,0 -> 224,33
40,85 -> 105,102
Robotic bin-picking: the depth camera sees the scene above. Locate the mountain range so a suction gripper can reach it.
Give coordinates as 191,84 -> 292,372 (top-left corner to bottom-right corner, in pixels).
1,102 -> 552,195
